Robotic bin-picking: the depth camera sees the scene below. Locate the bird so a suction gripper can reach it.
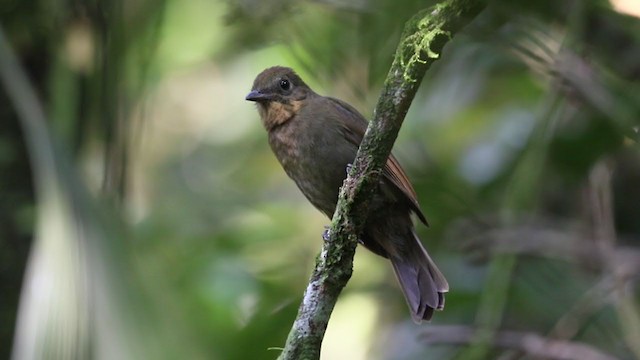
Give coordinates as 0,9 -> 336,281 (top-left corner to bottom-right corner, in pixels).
245,66 -> 448,322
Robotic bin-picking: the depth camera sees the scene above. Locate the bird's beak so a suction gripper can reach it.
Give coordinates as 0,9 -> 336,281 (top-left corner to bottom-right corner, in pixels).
245,90 -> 274,102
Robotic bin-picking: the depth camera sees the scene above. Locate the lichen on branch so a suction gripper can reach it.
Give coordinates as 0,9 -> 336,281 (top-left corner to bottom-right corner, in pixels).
398,11 -> 450,82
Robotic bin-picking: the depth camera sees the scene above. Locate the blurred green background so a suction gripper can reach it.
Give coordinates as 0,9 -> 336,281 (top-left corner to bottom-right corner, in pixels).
1,0 -> 639,359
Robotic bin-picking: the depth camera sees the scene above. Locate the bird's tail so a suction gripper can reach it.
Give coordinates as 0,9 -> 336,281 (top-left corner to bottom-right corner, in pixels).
390,231 -> 449,323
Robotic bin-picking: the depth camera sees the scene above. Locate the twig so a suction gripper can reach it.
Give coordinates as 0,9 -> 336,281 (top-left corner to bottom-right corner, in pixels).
420,325 -> 619,360
450,218 -> 640,274
587,161 -> 640,359
276,1 -> 485,359
549,276 -> 615,340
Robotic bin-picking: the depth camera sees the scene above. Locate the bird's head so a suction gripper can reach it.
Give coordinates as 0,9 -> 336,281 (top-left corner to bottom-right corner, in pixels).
246,66 -> 313,129
246,66 -> 312,103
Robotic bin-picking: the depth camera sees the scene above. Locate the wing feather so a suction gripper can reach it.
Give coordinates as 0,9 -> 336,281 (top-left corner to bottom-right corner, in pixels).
327,97 -> 428,225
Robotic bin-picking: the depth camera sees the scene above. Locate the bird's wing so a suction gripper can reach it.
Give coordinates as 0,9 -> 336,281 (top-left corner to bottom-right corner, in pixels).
327,97 -> 428,225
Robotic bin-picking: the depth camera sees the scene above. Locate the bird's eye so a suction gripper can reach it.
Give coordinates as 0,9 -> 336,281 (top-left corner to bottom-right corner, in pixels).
279,79 -> 291,91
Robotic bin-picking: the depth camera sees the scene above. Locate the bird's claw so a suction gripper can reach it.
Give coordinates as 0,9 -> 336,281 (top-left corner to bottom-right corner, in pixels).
322,226 -> 331,241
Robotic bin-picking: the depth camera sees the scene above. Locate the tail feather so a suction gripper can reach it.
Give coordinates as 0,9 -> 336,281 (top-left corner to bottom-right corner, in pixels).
390,232 -> 448,323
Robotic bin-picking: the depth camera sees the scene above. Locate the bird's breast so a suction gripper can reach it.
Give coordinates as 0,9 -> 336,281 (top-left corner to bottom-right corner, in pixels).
268,122 -> 303,171
267,115 -> 356,216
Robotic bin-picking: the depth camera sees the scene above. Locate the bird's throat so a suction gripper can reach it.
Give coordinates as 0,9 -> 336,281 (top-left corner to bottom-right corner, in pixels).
261,100 -> 303,130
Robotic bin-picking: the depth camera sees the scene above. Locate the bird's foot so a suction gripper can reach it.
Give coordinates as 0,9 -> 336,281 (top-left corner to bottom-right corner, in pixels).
322,226 -> 331,241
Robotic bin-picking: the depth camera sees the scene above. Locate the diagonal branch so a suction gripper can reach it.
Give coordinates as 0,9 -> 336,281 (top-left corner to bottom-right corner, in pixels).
277,1 -> 485,359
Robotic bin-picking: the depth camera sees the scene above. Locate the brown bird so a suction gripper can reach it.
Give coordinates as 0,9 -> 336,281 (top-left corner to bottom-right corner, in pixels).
246,66 -> 448,322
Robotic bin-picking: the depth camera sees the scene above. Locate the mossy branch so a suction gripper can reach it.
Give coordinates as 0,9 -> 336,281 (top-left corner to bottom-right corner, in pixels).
277,1 -> 484,359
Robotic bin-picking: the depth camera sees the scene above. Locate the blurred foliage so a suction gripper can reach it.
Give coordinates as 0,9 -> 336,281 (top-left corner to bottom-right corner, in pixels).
1,0 -> 640,359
